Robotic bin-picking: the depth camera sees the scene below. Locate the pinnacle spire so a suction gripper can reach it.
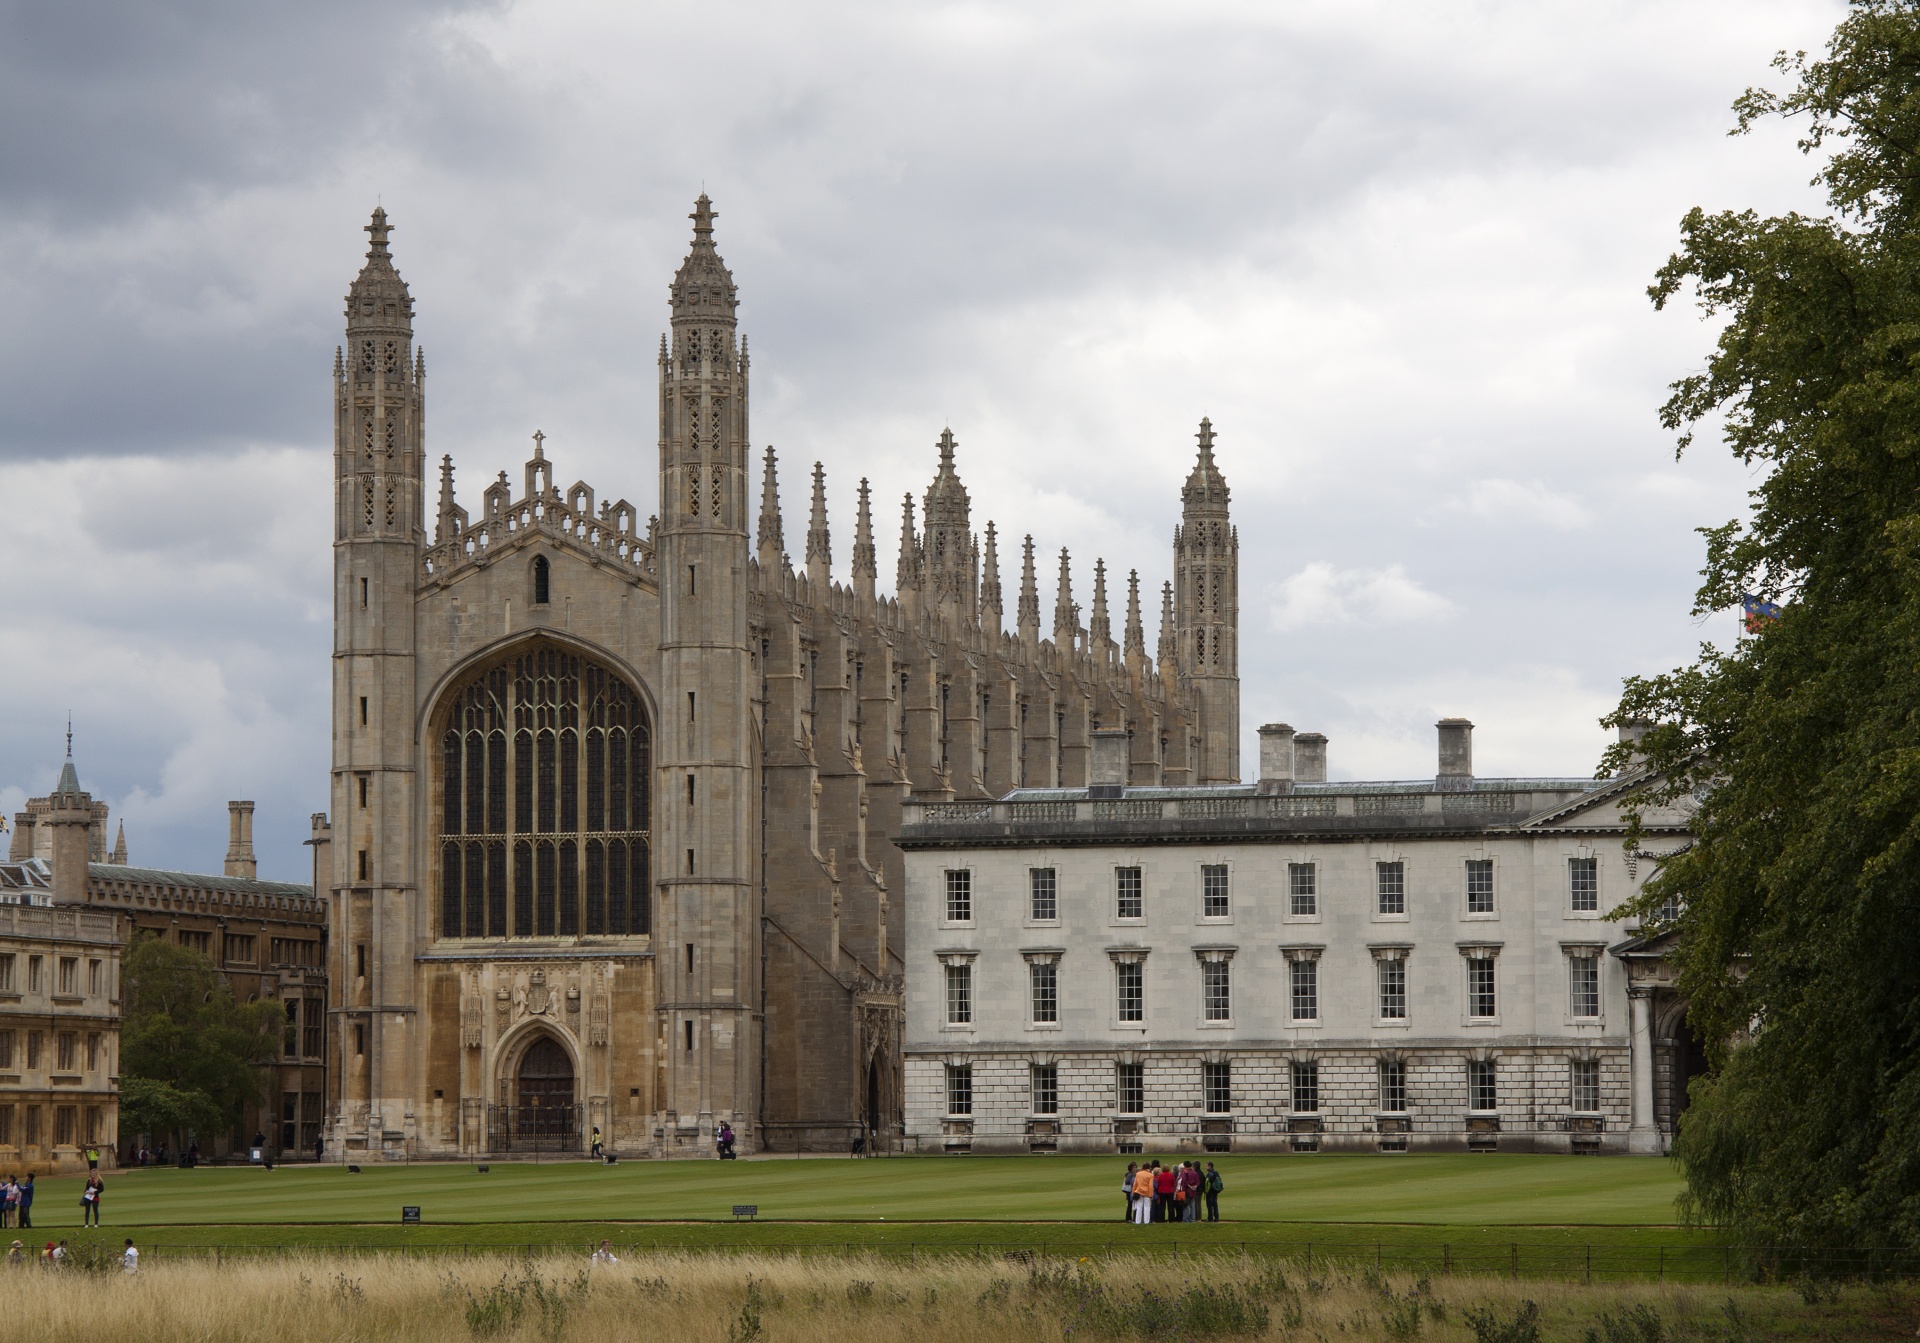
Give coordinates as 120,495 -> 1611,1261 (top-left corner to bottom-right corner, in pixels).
980,521 -> 1003,633
1018,535 -> 1040,639
436,454 -> 457,543
671,192 -> 738,325
109,820 -> 127,866
806,461 -> 831,584
852,478 -> 876,582
365,205 -> 393,256
757,445 -> 785,566
1089,559 -> 1112,649
1053,548 -> 1077,647
896,494 -> 919,591
1159,580 -> 1177,670
1181,415 -> 1231,514
1125,568 -> 1147,662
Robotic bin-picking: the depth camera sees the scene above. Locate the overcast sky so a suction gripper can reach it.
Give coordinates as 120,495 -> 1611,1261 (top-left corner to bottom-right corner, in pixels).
0,0 -> 1843,880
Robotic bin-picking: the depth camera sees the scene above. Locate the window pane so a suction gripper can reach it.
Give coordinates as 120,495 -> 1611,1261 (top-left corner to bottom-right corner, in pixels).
1116,867 -> 1143,919
1291,1060 -> 1319,1113
1289,862 -> 1316,916
1469,1059 -> 1498,1111
946,1064 -> 973,1115
441,843 -> 462,937
1030,961 -> 1058,1024
1290,959 -> 1318,1021
1571,955 -> 1600,1018
1204,1061 -> 1232,1113
1202,960 -> 1231,1021
1031,1064 -> 1058,1115
1377,861 -> 1405,915
1378,957 -> 1407,1020
1466,859 -> 1494,913
1029,868 -> 1057,921
1202,864 -> 1230,918
1118,1062 -> 1145,1114
946,964 -> 973,1025
1379,1059 -> 1407,1112
1117,961 -> 1143,1023
1468,957 -> 1497,1018
443,730 -> 462,835
585,840 -> 606,935
946,870 -> 972,922
1570,857 -> 1599,912
465,841 -> 485,938
1572,1059 -> 1601,1112
558,839 -> 579,936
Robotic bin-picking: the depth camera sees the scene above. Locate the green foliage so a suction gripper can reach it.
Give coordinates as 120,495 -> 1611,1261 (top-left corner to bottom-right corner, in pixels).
1460,1300 -> 1540,1343
1015,1260 -> 1271,1339
1610,0 -> 1920,1250
119,935 -> 283,1145
1581,1302 -> 1666,1343
726,1276 -> 765,1343
461,1266 -> 592,1340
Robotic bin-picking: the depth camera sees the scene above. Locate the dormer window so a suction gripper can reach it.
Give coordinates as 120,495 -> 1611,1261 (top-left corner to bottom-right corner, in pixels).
533,556 -> 551,605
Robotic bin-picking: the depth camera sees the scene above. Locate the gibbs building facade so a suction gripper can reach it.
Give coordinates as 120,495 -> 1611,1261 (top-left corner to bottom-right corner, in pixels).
314,198 -> 1241,1158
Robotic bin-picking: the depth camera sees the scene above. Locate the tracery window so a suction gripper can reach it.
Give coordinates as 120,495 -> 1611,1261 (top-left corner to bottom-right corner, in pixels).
437,643 -> 651,939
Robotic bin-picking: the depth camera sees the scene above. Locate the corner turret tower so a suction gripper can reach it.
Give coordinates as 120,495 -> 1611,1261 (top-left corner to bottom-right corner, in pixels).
330,206 -> 427,1150
1174,417 -> 1239,782
655,194 -> 759,1149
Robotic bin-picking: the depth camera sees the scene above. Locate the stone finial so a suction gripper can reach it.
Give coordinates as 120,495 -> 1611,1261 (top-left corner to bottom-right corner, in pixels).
109,821 -> 128,866
896,493 -> 919,592
1017,534 -> 1040,643
691,192 -> 716,240
806,462 -> 831,590
435,454 -> 457,544
1124,568 -> 1147,667
1053,548 -> 1077,647
1089,559 -> 1112,650
1181,416 -> 1231,515
757,445 -> 785,567
980,521 -> 1003,634
1158,580 -> 1177,672
365,205 -> 393,254
851,478 -> 877,598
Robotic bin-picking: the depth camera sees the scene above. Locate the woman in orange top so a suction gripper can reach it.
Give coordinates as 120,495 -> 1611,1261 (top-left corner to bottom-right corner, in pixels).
1130,1163 -> 1155,1224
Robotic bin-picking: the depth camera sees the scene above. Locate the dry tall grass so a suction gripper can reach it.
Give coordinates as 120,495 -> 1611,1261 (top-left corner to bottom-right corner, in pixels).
0,1248 -> 1905,1342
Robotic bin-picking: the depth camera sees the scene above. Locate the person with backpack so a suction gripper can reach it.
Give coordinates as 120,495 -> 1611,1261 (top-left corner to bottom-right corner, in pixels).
1204,1161 -> 1223,1221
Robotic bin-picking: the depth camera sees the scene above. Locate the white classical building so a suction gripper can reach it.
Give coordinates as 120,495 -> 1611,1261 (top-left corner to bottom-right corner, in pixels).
898,722 -> 1696,1156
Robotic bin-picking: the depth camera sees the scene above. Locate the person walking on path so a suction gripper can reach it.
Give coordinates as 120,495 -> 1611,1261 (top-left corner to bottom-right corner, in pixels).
81,1174 -> 102,1227
1121,1162 -> 1138,1222
590,1126 -> 603,1160
16,1174 -> 32,1230
1204,1162 -> 1222,1222
1130,1163 -> 1154,1224
121,1239 -> 137,1274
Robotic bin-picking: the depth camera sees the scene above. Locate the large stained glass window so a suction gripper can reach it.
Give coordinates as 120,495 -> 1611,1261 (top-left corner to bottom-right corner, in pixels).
437,644 -> 651,939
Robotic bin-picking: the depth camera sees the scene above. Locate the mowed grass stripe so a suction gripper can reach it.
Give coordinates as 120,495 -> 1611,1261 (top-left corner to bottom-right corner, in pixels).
24,1153 -> 1685,1228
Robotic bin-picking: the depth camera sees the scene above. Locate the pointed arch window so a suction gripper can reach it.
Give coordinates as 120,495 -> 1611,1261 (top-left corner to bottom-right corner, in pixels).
435,643 -> 651,940
533,555 -> 551,605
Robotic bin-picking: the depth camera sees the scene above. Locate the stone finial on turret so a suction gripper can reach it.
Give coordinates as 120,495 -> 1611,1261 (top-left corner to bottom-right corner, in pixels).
1158,580 -> 1177,673
1018,535 -> 1040,648
1089,559 -> 1112,652
896,493 -> 919,593
980,521 -> 1003,635
435,454 -> 458,544
806,462 -> 831,592
757,445 -> 785,568
1053,549 -> 1077,648
109,821 -> 127,866
851,477 -> 877,605
1124,568 -> 1147,672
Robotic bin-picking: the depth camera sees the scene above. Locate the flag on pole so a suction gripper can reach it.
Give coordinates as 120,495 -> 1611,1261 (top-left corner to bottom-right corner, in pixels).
1740,593 -> 1782,633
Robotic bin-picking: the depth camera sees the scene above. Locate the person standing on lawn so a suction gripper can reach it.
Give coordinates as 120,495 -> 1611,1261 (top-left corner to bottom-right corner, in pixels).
16,1174 -> 32,1229
1204,1162 -> 1222,1222
1180,1162 -> 1202,1222
1121,1162 -> 1138,1222
1153,1161 -> 1176,1222
1130,1163 -> 1155,1224
81,1174 -> 102,1227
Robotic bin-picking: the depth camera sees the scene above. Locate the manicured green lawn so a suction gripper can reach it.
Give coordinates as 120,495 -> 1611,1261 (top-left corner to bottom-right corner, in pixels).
20,1152 -> 1684,1230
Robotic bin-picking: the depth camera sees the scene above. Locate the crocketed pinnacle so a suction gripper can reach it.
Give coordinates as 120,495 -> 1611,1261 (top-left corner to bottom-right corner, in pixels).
1053,549 -> 1077,645
757,445 -> 785,564
1181,416 -> 1231,515
1159,580 -> 1178,669
436,454 -> 457,542
980,521 -> 1003,629
897,494 -> 919,591
670,192 -> 738,325
806,462 -> 831,574
1089,559 -> 1111,648
852,478 -> 876,580
109,821 -> 127,866
345,206 -> 413,329
1124,569 -> 1147,660
1017,535 -> 1040,634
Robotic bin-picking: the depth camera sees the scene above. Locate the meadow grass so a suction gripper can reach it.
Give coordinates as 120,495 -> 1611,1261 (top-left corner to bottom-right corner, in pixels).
28,1152 -> 1684,1227
7,1247 -> 1916,1343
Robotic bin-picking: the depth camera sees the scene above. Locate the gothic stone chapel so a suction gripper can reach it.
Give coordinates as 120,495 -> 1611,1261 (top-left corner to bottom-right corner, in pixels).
316,197 -> 1240,1158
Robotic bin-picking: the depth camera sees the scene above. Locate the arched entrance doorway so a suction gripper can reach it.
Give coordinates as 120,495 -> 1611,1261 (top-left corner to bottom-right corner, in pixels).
489,1034 -> 579,1152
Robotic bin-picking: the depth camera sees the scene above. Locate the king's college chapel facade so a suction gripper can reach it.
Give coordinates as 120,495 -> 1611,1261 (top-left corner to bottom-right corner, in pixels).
315,198 -> 1241,1157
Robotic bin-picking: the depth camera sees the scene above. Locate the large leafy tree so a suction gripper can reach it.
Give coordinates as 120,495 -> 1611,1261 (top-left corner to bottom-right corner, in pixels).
1614,0 -> 1920,1249
118,935 -> 282,1149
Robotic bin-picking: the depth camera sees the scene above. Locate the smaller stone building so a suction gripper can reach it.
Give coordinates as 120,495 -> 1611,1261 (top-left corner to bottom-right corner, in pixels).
899,721 -> 1695,1156
0,857 -> 122,1172
8,757 -> 328,1159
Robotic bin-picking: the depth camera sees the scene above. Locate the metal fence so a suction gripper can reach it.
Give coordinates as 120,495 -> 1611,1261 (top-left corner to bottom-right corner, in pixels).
120,1239 -> 1920,1283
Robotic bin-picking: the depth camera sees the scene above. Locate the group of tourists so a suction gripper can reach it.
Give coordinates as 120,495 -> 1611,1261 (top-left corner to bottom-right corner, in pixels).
1124,1159 -> 1223,1223
0,1176 -> 32,1228
5,1238 -> 136,1272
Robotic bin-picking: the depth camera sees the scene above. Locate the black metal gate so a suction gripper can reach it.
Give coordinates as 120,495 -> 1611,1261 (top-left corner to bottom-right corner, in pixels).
486,1103 -> 580,1154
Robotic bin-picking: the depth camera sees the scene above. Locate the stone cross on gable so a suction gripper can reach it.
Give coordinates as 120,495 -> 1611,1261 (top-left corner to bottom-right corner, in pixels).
531,429 -> 545,457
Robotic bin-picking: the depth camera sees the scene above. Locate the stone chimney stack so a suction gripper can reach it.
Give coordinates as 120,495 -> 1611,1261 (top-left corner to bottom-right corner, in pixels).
1436,718 -> 1474,791
1293,732 -> 1328,784
1089,728 -> 1130,798
225,800 -> 257,879
1257,723 -> 1295,796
